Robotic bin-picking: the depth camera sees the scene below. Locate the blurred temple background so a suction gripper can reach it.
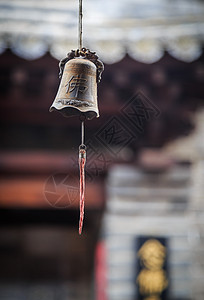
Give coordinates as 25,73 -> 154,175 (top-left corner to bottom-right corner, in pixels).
0,0 -> 204,299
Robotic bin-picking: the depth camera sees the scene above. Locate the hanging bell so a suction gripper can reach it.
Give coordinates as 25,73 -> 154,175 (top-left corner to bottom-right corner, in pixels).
49,48 -> 104,120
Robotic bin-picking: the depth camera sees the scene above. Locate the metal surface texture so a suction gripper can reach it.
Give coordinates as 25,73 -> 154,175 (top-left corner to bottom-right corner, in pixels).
50,57 -> 99,120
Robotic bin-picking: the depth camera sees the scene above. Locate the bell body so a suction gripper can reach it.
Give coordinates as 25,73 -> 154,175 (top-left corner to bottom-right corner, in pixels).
50,58 -> 99,120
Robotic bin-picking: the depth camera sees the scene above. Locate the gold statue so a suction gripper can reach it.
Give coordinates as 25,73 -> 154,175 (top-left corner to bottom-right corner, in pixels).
136,239 -> 168,298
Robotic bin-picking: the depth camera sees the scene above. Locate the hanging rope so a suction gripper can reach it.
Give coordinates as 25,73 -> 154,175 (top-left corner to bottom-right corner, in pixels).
81,120 -> 84,145
78,0 -> 83,50
79,120 -> 86,235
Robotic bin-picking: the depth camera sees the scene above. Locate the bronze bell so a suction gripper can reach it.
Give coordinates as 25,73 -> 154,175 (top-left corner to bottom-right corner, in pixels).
49,48 -> 104,120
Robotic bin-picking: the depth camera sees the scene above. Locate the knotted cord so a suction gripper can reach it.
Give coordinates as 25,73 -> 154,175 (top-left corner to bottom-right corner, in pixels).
79,120 -> 86,235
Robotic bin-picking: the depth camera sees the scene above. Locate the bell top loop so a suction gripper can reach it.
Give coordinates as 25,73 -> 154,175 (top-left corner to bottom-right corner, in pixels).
58,48 -> 104,83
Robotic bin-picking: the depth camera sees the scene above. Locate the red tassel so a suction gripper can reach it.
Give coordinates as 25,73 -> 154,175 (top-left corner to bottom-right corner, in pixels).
79,148 -> 86,235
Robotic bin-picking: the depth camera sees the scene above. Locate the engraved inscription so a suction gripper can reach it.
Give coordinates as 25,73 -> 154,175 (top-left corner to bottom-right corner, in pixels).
65,75 -> 88,98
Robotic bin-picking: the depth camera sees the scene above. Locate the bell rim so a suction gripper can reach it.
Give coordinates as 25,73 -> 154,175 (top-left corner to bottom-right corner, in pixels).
49,105 -> 99,120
